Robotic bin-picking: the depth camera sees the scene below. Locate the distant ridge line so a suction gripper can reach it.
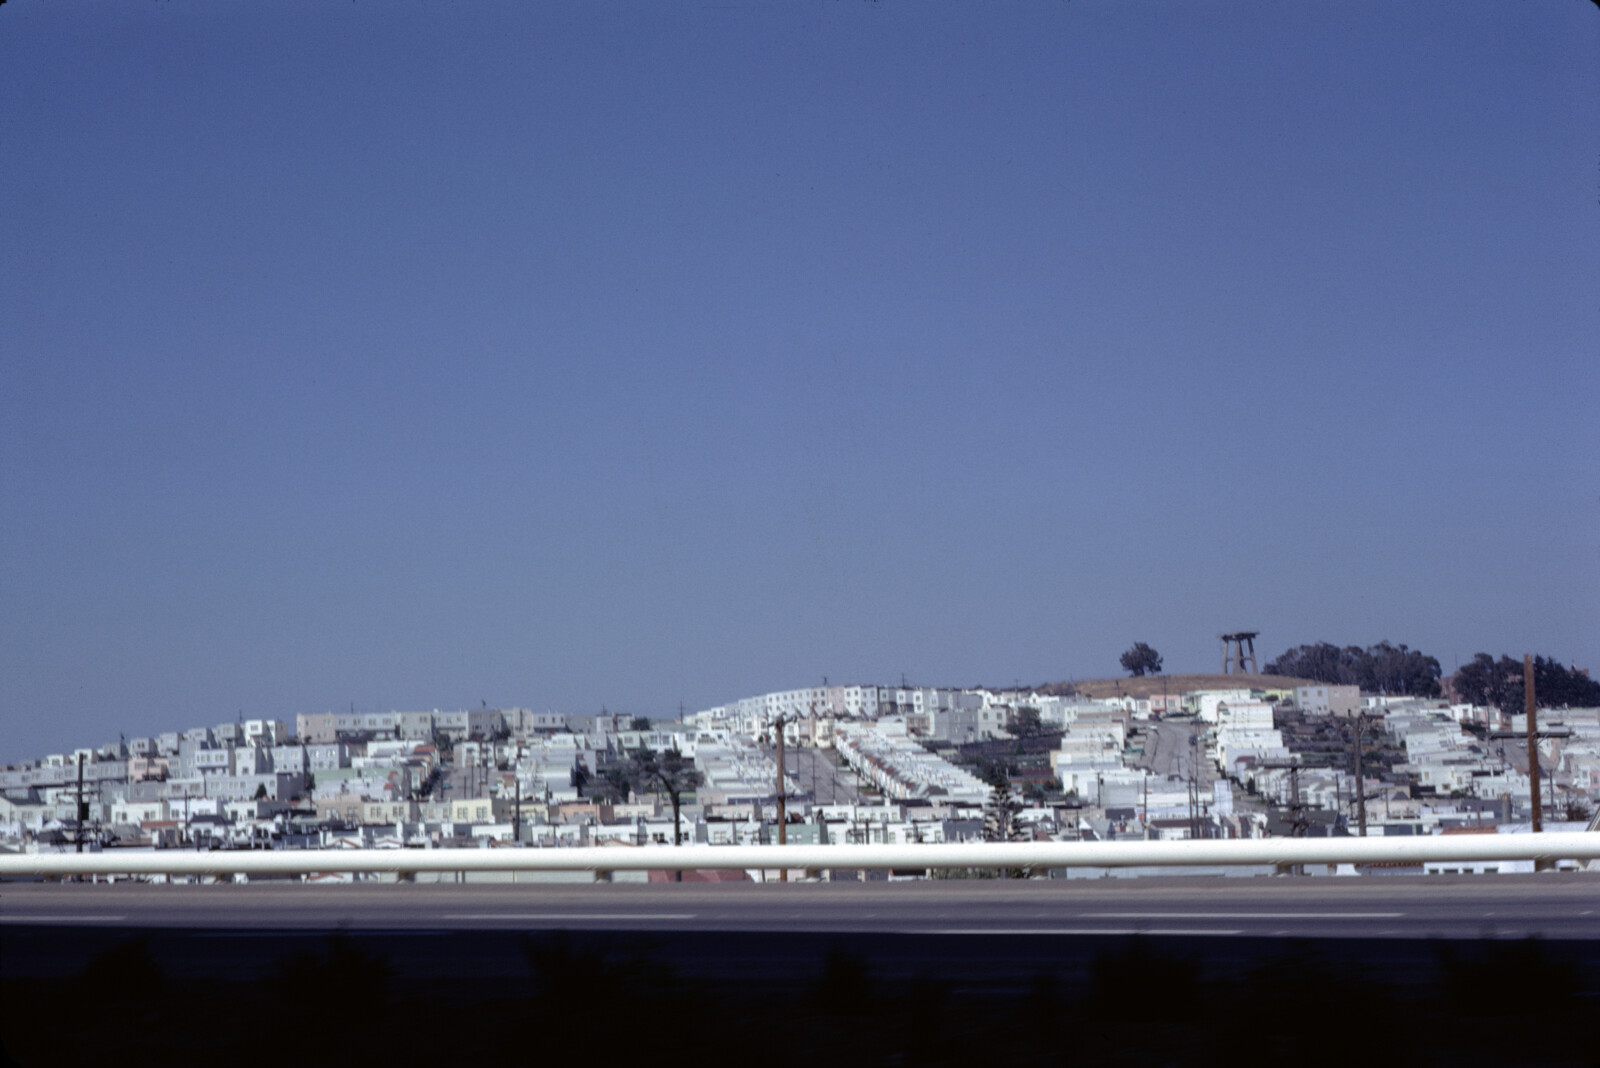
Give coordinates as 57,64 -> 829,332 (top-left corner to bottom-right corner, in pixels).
1031,673 -> 1318,699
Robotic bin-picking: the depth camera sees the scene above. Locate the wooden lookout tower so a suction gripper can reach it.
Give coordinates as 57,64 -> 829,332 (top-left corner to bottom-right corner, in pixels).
1220,631 -> 1259,675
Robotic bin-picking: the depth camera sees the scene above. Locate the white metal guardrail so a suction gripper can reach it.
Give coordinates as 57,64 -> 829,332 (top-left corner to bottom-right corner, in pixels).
2,832 -> 1598,878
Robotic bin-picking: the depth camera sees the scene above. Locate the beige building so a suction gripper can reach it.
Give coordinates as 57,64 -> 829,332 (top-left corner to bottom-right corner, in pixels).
1295,685 -> 1361,717
449,797 -> 514,824
314,793 -> 366,824
362,799 -> 421,825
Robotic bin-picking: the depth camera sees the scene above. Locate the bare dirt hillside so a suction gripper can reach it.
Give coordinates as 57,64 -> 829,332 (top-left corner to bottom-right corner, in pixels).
1035,673 -> 1315,698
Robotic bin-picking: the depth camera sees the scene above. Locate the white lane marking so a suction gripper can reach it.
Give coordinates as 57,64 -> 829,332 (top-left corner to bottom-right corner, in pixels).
439,913 -> 696,921
916,928 -> 1243,937
1,915 -> 127,923
1084,912 -> 1403,919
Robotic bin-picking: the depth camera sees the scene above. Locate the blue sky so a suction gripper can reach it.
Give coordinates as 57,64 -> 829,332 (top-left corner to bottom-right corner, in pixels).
3,2 -> 1597,759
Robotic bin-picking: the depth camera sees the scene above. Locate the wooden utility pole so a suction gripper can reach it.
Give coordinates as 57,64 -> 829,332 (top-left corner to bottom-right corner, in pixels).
513,740 -> 524,843
1353,714 -> 1367,837
74,753 -> 85,854
773,714 -> 788,881
1186,733 -> 1201,840
1525,654 -> 1542,834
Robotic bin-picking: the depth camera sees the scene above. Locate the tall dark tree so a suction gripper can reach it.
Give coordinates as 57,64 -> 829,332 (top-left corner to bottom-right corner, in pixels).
1264,642 -> 1362,685
590,761 -> 635,805
1363,642 -> 1442,696
1455,653 -> 1600,717
1119,643 -> 1163,677
1532,656 -> 1600,709
621,743 -> 702,846
981,766 -> 1030,877
1266,641 -> 1441,697
1010,706 -> 1044,737
1453,653 -> 1520,710
982,781 -> 1026,844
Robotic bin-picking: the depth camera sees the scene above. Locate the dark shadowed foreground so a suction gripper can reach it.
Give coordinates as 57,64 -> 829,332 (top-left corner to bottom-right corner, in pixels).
5,919 -> 1599,1066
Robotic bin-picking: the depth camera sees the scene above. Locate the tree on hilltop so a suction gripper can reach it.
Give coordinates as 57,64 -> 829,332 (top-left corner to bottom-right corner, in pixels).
1266,641 -> 1441,697
1119,643 -> 1163,677
1454,653 -> 1600,717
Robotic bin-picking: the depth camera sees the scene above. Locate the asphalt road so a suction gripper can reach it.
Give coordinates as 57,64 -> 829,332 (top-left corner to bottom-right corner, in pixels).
5,874 -> 1598,940
1135,720 -> 1215,786
783,745 -> 862,803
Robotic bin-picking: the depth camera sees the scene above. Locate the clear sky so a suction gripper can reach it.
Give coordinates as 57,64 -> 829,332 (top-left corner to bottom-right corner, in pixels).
3,2 -> 1597,760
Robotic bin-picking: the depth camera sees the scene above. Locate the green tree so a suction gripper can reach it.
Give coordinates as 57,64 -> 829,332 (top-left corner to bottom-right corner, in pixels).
1119,642 -> 1163,677
982,781 -> 1025,844
1010,706 -> 1044,737
1266,641 -> 1441,696
1532,656 -> 1600,708
1453,653 -> 1520,710
1454,653 -> 1600,717
620,743 -> 702,846
1363,641 -> 1443,696
591,762 -> 635,805
981,768 -> 1030,878
1264,641 -> 1361,685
